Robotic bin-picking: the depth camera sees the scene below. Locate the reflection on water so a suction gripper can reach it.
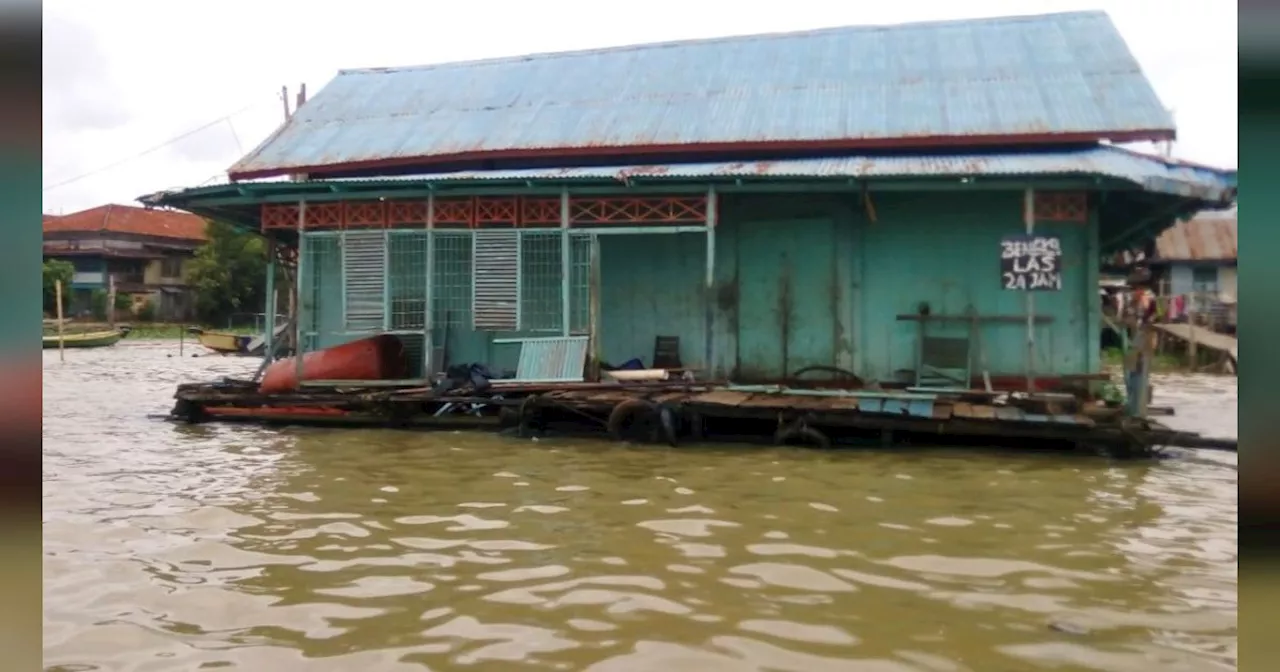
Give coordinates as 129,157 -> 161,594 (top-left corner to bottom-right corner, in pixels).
43,342 -> 1238,671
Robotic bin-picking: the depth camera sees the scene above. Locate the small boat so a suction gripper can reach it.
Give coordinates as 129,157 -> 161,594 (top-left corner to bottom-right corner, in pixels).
188,327 -> 252,355
190,323 -> 291,357
259,334 -> 409,394
42,328 -> 127,349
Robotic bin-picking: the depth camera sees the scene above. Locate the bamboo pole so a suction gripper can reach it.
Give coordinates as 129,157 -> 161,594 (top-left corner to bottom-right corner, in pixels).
55,279 -> 65,361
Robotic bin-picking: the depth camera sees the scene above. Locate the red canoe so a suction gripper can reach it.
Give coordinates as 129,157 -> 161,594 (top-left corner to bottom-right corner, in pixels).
259,334 -> 410,394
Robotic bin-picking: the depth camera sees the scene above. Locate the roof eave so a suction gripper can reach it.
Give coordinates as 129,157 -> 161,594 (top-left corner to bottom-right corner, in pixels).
226,129 -> 1178,182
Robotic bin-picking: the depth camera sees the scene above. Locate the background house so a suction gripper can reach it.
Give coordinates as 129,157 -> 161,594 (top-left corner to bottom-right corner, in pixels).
1150,208 -> 1237,328
43,204 -> 208,321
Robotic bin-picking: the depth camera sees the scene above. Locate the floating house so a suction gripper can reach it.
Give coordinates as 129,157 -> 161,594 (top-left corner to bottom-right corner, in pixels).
142,11 -> 1236,395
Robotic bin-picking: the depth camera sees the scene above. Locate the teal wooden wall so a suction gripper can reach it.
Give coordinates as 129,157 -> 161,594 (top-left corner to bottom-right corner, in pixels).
593,190 -> 1100,380
300,187 -> 1101,381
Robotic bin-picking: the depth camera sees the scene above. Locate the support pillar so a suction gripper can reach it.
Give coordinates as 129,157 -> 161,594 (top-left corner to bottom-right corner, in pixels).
424,193 -> 435,377
1022,188 -> 1036,392
263,234 -> 277,363
560,187 -> 571,336
294,201 -> 307,386
704,186 -> 718,379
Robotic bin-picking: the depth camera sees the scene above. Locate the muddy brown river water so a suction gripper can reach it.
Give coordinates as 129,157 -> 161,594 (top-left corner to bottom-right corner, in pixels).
42,341 -> 1238,671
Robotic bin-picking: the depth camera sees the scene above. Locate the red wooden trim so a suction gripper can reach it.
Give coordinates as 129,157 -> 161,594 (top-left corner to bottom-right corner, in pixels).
1034,191 -> 1088,223
570,196 -> 707,225
229,130 -> 1176,181
261,194 -> 710,232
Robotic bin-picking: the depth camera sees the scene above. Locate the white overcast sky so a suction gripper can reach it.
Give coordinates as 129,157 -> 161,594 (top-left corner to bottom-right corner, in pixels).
42,0 -> 1237,215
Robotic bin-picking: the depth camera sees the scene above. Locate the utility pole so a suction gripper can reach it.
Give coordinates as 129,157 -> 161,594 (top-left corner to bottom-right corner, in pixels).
281,85 -> 292,121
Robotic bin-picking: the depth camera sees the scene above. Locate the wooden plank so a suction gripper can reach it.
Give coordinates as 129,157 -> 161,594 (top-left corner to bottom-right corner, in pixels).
931,403 -> 954,420
738,394 -> 790,408
952,402 -> 975,419
688,390 -> 753,407
994,407 -> 1024,422
968,405 -> 997,420
652,391 -> 691,403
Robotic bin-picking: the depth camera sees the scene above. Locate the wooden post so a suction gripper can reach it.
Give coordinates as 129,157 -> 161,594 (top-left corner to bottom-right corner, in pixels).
587,234 -> 601,381
1022,188 -> 1036,392
179,323 -> 184,356
54,279 -> 65,362
704,185 -> 718,380
264,235 -> 277,362
1187,304 -> 1198,368
560,188 -> 571,337
107,274 -> 116,330
294,201 -> 307,388
424,193 -> 435,377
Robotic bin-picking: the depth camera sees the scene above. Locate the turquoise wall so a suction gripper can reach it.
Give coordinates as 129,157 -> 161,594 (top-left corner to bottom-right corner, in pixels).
593,190 -> 1100,381
301,187 -> 1102,382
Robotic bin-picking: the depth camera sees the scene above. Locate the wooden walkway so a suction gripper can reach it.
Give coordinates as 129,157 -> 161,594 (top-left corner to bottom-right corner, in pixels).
1154,323 -> 1238,365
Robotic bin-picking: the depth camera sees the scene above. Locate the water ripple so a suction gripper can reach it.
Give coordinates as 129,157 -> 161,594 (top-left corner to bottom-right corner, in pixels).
43,346 -> 1237,670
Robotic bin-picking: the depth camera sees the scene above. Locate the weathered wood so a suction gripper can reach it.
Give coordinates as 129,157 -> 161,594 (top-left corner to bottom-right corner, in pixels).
167,378 -> 1233,457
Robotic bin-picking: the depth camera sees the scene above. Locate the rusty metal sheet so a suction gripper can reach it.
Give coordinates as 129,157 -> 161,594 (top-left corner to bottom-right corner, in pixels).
952,402 -> 975,418
689,390 -> 753,407
1154,212 -> 1237,262
931,403 -> 954,420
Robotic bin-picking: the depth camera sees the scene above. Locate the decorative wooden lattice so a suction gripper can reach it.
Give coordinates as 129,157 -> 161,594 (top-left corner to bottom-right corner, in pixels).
388,200 -> 428,225
570,196 -> 707,224
261,204 -> 299,231
345,201 -> 386,229
1033,191 -> 1088,223
521,197 -> 561,226
433,198 -> 473,228
260,194 -> 710,231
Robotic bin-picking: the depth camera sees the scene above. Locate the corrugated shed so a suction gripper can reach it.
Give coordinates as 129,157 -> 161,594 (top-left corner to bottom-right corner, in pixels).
43,204 -> 208,241
1155,213 -> 1237,262
230,11 -> 1176,180
322,146 -> 1236,201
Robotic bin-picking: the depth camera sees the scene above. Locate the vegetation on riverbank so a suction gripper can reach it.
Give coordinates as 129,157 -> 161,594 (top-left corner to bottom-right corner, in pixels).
1101,347 -> 1186,373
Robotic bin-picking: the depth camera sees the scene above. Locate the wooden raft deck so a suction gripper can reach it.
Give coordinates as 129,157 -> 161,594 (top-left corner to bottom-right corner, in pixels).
1153,323 -> 1238,366
168,379 -> 1237,458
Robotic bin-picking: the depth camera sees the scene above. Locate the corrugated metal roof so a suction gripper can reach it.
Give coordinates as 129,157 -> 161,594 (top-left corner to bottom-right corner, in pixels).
322,146 -> 1236,201
43,204 -> 208,241
1155,213 -> 1237,262
230,11 -> 1176,180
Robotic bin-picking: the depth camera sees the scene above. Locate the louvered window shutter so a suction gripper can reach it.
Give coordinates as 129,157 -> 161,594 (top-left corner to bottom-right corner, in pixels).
472,230 -> 520,331
342,230 -> 387,332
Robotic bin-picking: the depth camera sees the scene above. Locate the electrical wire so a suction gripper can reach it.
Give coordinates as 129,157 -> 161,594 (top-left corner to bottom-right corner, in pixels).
43,99 -> 268,193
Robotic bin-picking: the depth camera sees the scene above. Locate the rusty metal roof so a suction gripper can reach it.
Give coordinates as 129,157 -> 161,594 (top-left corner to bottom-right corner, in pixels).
43,204 -> 207,241
322,146 -> 1237,201
1154,212 -> 1237,262
229,11 -> 1176,180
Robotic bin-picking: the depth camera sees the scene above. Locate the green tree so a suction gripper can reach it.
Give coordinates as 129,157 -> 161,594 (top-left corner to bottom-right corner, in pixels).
187,220 -> 269,325
42,259 -> 74,314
